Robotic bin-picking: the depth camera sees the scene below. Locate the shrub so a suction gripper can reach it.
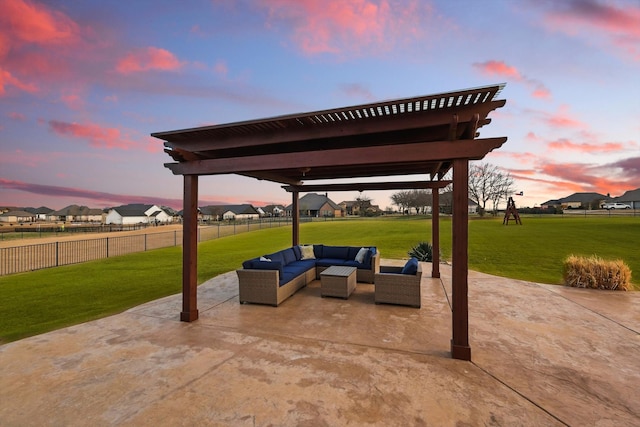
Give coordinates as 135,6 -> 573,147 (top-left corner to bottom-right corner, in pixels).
408,242 -> 433,262
563,255 -> 632,291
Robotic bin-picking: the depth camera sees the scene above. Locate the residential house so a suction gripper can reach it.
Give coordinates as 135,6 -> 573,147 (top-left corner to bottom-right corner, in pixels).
604,188 -> 640,209
105,204 -> 171,225
541,192 -> 607,210
261,204 -> 285,217
0,210 -> 36,223
199,204 -> 260,221
51,205 -> 104,222
438,192 -> 479,214
25,206 -> 54,221
286,193 -> 343,217
339,200 -> 382,216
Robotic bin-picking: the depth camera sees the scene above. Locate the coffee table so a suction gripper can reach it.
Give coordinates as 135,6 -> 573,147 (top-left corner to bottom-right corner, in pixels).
320,265 -> 357,299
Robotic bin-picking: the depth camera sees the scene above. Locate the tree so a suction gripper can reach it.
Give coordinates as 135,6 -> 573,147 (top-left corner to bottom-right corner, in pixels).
391,190 -> 413,214
353,193 -> 372,216
468,162 -> 515,215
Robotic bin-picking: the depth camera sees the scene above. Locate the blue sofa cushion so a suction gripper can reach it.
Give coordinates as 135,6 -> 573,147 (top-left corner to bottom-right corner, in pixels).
401,258 -> 419,275
343,260 -> 363,268
323,246 -> 349,259
251,260 -> 283,276
242,258 -> 257,269
292,245 -> 302,260
267,251 -> 285,265
363,247 -> 377,267
315,258 -> 348,267
313,244 -> 324,259
282,248 -> 297,265
347,246 -> 360,260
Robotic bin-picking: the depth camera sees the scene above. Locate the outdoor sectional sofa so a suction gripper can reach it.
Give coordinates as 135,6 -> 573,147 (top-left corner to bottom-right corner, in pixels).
237,244 -> 380,306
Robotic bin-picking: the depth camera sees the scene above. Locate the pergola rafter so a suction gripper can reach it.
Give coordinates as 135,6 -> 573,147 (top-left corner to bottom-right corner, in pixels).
151,84 -> 508,361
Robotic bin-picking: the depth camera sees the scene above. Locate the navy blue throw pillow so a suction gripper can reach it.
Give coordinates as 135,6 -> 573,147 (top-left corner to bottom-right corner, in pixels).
401,258 -> 419,275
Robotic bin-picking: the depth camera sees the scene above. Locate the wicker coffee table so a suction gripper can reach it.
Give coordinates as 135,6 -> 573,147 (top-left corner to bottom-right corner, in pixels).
320,265 -> 357,299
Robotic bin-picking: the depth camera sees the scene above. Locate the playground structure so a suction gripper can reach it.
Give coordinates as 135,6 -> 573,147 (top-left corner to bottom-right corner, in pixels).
503,196 -> 522,225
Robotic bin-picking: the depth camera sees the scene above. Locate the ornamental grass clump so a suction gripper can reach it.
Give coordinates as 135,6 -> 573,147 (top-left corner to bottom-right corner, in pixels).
408,242 -> 433,262
563,255 -> 632,291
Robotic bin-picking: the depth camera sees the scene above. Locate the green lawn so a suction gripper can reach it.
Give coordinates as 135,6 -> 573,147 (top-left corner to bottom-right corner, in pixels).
1,216 -> 638,343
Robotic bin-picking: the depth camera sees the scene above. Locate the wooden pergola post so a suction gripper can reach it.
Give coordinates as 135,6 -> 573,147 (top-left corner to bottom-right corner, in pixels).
181,174 -> 199,322
292,190 -> 300,246
451,158 -> 470,360
431,188 -> 440,278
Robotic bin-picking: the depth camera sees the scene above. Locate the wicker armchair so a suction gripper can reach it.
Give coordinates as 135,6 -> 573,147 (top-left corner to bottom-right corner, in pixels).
374,262 -> 422,308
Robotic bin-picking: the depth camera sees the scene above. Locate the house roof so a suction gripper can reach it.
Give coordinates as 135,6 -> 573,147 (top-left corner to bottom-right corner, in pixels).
111,204 -> 156,217
541,192 -> 606,206
0,210 -> 35,217
617,188 -> 640,201
24,206 -> 54,214
287,193 -> 341,211
152,84 -> 507,188
52,205 -> 103,216
200,204 -> 259,216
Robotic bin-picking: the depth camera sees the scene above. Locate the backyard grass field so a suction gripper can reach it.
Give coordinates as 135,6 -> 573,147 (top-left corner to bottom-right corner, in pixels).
1,216 -> 638,343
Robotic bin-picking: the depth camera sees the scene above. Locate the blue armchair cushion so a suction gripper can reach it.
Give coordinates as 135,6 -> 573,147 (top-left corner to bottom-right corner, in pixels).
401,258 -> 419,275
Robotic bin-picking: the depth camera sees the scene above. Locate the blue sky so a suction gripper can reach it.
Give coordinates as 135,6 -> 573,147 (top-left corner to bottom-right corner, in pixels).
1,0 -> 638,210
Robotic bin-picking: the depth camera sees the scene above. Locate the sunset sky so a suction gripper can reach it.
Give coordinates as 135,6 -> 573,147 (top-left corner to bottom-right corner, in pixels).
1,0 -> 639,211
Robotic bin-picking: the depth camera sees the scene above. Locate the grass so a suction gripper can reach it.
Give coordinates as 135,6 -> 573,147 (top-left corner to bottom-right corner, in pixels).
1,215 -> 638,343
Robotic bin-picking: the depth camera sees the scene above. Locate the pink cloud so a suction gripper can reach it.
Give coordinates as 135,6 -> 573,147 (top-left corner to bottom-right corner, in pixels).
542,106 -> 585,129
0,0 -> 80,46
543,0 -> 640,61
116,47 -> 184,74
340,83 -> 374,101
48,120 -> 134,150
60,93 -> 85,110
0,68 -> 39,95
260,0 -> 427,56
473,60 -> 551,99
214,60 -> 228,76
8,112 -> 27,121
547,138 -> 626,153
0,149 -> 61,168
0,178 -> 287,210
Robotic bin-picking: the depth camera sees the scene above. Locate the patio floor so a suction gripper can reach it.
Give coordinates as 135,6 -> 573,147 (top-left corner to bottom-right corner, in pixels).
1,261 -> 639,426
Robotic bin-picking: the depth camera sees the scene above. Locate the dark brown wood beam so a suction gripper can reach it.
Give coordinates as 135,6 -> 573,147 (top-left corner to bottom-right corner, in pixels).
292,191 -> 300,246
283,180 -> 452,193
451,158 -> 470,360
159,100 -> 506,152
432,189 -> 440,278
181,175 -> 199,322
164,138 -> 506,176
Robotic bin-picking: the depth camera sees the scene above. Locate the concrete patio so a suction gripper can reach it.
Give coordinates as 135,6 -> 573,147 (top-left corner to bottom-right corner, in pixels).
1,261 -> 638,426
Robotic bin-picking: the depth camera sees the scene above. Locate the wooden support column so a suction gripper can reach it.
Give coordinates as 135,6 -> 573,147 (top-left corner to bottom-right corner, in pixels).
292,191 -> 300,246
181,174 -> 199,322
451,158 -> 470,360
431,188 -> 440,278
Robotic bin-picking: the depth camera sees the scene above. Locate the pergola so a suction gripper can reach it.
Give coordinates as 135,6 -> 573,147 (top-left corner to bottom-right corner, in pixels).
151,84 -> 507,361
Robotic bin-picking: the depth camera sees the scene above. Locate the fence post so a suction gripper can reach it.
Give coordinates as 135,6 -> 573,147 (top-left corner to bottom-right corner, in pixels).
145,234 -> 147,251
56,242 -> 59,267
106,237 -> 109,258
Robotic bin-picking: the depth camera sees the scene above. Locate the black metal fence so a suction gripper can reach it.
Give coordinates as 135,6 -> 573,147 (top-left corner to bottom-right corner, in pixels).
0,217 -> 306,276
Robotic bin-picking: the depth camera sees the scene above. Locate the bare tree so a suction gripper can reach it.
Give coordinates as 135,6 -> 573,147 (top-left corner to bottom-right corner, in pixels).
468,162 -> 515,215
391,190 -> 413,214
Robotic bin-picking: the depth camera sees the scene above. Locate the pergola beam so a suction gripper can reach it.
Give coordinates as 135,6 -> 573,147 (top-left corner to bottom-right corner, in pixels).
164,138 -> 507,176
283,180 -> 452,193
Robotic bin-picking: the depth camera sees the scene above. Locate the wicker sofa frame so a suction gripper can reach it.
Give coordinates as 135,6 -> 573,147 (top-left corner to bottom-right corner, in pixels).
374,263 -> 422,308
